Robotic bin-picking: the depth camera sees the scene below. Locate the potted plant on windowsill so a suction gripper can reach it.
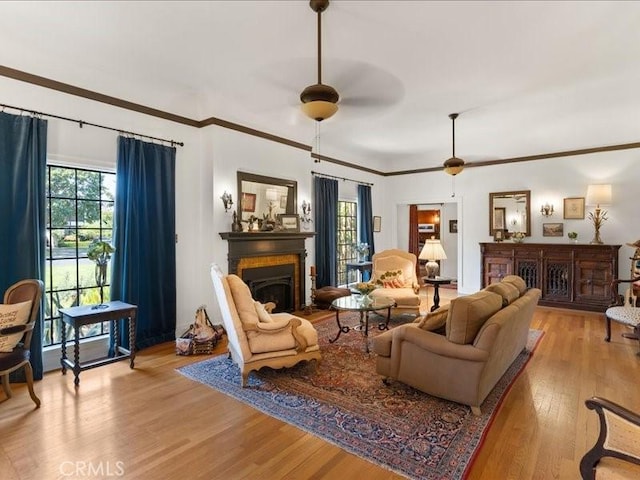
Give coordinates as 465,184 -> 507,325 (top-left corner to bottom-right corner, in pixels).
87,240 -> 115,309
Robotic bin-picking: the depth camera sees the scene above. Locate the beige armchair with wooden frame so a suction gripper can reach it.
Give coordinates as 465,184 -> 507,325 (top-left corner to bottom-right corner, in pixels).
210,264 -> 321,386
368,249 -> 425,316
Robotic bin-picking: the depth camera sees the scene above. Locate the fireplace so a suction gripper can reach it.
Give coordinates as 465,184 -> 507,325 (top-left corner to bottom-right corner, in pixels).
242,264 -> 295,312
220,231 -> 315,312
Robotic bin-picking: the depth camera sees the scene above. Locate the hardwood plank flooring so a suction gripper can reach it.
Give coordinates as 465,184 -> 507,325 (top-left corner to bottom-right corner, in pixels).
1,302 -> 639,479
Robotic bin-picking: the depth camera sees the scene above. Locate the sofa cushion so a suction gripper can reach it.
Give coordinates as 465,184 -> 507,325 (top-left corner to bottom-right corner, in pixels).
415,305 -> 449,332
446,291 -> 503,345
484,282 -> 520,307
501,275 -> 527,295
370,287 -> 421,307
227,275 -> 260,329
0,300 -> 32,352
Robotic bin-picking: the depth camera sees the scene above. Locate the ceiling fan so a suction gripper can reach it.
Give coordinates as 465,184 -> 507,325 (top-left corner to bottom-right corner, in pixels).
299,0 -> 340,122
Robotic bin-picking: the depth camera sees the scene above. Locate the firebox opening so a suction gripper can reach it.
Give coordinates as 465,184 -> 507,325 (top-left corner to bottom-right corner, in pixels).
242,264 -> 295,313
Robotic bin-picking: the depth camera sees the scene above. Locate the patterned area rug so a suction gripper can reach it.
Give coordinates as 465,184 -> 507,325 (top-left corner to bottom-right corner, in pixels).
178,313 -> 543,479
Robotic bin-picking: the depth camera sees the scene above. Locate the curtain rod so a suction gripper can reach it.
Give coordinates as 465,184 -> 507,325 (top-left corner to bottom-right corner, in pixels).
0,103 -> 184,147
311,171 -> 373,187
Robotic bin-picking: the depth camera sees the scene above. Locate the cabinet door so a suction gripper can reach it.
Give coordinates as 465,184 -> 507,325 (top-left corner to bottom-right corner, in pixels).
484,257 -> 513,286
543,258 -> 572,302
574,259 -> 613,305
515,258 -> 540,289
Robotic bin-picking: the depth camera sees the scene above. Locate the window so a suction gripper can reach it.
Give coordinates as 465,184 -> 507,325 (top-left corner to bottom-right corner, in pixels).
337,200 -> 358,286
44,166 -> 116,347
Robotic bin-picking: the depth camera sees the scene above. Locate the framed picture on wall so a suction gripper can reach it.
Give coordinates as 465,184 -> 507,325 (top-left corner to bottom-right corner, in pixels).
373,216 -> 382,232
563,197 -> 585,219
449,219 -> 458,234
543,223 -> 564,236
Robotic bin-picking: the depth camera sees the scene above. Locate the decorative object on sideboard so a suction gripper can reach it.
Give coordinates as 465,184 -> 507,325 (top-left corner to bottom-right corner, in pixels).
586,184 -> 612,245
493,229 -> 504,242
540,202 -> 554,217
220,191 -> 233,212
563,197 -> 585,219
443,113 -> 465,176
512,232 -> 526,243
419,240 -> 447,278
568,231 -> 578,243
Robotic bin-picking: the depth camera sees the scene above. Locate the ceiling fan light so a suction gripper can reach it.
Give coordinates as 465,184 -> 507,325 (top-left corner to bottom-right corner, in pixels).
300,83 -> 339,121
301,100 -> 338,121
443,156 -> 465,176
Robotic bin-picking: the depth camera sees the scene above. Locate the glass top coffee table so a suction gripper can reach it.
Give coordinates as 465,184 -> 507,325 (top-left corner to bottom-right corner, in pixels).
330,294 -> 396,353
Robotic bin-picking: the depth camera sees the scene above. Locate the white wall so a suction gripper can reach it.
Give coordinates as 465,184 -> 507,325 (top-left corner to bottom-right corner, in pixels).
384,151 -> 640,294
4,73 -> 640,355
0,77 -> 210,347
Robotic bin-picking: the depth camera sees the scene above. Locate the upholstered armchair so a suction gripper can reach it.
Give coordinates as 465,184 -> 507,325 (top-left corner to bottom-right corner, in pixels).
368,249 -> 425,315
210,264 -> 321,386
580,397 -> 640,479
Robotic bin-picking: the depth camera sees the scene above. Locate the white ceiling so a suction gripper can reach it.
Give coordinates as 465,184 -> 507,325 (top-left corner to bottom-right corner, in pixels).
1,1 -> 640,173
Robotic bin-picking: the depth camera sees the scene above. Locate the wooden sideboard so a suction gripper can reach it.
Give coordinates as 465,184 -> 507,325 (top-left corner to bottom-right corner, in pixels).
480,242 -> 621,312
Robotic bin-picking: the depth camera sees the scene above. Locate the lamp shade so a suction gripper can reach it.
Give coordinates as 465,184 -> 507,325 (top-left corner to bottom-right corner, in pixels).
419,240 -> 447,261
585,184 -> 612,207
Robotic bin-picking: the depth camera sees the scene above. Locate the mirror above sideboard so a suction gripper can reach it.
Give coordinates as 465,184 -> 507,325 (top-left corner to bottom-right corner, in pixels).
489,190 -> 531,237
237,172 -> 297,225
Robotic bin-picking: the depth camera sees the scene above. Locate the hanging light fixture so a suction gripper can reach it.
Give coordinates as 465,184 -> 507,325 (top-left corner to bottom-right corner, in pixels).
300,0 -> 339,122
443,113 -> 465,176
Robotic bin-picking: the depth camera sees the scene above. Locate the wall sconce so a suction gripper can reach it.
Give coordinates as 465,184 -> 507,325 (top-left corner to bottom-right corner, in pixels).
540,203 -> 554,217
300,200 -> 313,227
586,184 -> 612,244
220,191 -> 233,213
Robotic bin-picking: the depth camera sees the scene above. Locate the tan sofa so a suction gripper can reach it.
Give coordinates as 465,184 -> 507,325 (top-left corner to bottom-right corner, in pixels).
368,249 -> 425,315
372,275 -> 541,415
210,264 -> 321,386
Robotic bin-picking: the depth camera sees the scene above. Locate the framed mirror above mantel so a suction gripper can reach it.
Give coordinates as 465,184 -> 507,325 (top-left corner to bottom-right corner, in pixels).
237,172 -> 297,228
489,190 -> 531,237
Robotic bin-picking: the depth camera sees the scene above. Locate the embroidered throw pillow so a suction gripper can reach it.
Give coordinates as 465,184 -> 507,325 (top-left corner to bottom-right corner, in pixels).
378,270 -> 405,288
0,300 -> 32,352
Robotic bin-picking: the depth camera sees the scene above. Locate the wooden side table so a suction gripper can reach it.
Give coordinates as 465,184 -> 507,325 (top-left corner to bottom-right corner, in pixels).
59,301 -> 137,386
422,277 -> 452,311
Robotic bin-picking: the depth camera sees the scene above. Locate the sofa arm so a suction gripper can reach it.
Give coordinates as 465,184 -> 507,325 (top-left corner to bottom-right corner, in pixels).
392,325 -> 489,362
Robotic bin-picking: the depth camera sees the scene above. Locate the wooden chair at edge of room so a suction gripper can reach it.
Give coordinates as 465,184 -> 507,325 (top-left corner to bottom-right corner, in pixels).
580,397 -> 640,479
0,279 -> 44,407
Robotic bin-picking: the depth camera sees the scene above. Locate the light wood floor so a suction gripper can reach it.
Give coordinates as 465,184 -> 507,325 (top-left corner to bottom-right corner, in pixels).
1,299 -> 639,479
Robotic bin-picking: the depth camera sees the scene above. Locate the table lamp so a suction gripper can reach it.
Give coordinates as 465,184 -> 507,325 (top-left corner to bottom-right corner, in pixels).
419,240 -> 447,278
585,184 -> 612,244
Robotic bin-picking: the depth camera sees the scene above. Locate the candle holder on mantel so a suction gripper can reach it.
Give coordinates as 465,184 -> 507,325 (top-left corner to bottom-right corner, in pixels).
303,267 -> 318,315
